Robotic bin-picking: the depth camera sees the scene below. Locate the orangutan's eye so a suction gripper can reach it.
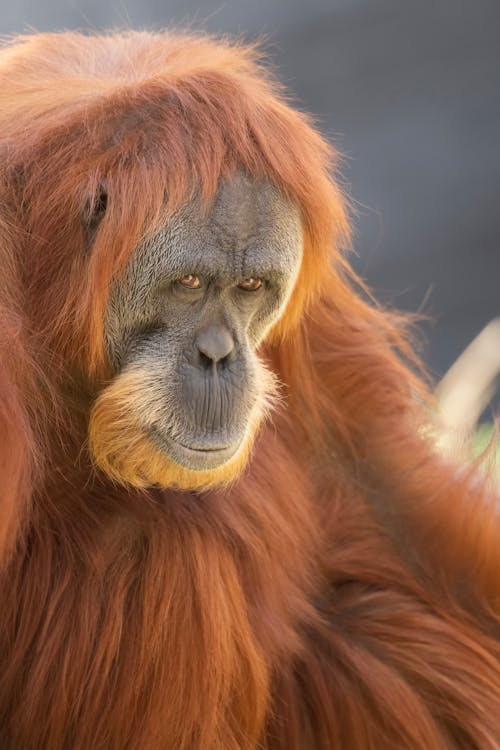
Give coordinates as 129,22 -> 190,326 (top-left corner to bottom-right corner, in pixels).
237,277 -> 263,292
178,274 -> 202,289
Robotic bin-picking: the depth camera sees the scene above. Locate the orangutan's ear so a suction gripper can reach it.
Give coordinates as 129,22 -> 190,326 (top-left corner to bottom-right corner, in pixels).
83,182 -> 108,246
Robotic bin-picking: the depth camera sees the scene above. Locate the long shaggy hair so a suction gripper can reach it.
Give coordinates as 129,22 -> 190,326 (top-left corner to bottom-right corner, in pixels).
0,30 -> 499,750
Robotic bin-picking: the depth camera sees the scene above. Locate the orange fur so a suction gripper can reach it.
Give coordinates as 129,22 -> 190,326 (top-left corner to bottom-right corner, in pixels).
0,30 -> 499,750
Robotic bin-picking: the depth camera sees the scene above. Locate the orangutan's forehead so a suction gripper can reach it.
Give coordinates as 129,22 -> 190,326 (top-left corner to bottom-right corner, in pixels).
128,173 -> 303,284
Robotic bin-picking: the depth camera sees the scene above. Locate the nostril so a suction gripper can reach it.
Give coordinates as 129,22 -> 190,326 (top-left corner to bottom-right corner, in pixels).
198,349 -> 215,369
197,347 -> 234,370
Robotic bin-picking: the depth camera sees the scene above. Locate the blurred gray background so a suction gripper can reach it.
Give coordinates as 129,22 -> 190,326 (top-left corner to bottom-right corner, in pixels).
2,0 -> 499,381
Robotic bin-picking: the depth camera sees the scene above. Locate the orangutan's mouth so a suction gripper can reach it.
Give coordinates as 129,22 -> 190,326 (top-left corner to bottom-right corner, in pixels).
149,426 -> 241,470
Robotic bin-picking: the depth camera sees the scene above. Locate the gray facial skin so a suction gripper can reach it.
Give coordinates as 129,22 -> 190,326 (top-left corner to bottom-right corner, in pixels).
104,173 -> 303,471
